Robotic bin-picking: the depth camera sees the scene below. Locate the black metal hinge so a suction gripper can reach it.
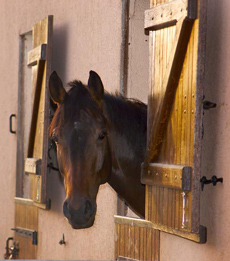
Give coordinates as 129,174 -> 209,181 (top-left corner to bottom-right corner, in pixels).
11,227 -> 38,245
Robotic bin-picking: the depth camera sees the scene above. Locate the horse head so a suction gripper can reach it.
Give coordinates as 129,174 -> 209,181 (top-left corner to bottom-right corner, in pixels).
49,71 -> 112,229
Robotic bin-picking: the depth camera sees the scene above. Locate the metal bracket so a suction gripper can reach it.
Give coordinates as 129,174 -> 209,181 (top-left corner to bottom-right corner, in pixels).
11,227 -> 38,245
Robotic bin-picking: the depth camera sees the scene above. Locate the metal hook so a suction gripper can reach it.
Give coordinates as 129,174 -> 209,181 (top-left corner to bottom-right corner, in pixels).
200,175 -> 223,191
59,234 -> 66,245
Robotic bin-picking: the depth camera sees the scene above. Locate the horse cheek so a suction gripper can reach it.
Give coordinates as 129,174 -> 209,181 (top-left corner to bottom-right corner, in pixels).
99,142 -> 111,184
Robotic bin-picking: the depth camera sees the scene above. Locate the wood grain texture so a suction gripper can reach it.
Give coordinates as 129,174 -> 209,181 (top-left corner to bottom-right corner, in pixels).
145,0 -> 187,31
143,0 -> 206,243
15,201 -> 38,259
28,16 -> 53,204
142,163 -> 191,190
115,216 -> 160,261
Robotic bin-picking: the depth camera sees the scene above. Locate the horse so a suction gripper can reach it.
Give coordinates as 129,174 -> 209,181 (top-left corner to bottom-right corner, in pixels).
49,71 -> 147,229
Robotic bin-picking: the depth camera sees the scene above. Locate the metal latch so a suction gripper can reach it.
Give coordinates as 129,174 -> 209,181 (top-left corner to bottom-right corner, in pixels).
4,237 -> 19,259
11,227 -> 38,245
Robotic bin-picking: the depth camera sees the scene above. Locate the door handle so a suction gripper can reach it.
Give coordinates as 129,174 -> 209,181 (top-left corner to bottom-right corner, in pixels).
9,114 -> 16,134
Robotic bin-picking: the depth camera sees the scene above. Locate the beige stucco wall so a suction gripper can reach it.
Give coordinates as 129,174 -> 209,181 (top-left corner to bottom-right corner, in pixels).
1,0 -> 230,260
160,0 -> 230,260
0,0 -> 122,259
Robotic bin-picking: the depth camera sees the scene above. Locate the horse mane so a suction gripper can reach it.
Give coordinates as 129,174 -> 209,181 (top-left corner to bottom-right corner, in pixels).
103,92 -> 147,147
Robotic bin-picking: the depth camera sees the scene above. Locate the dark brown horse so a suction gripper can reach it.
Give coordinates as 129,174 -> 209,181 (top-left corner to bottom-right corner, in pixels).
49,71 -> 147,229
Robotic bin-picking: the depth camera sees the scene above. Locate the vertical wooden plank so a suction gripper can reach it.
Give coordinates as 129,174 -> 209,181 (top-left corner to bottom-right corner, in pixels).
139,227 -> 144,261
134,226 -> 140,260
120,224 -> 125,257
29,16 -> 53,204
41,15 -> 53,203
167,188 -> 172,227
14,202 -> 37,259
146,227 -> 152,261
131,226 -> 135,259
124,225 -> 129,258
115,223 -> 119,260
143,226 -> 147,261
151,229 -> 157,261
155,229 -> 160,261
171,188 -> 175,229
146,185 -> 151,221
192,18 -> 202,233
162,187 -> 168,226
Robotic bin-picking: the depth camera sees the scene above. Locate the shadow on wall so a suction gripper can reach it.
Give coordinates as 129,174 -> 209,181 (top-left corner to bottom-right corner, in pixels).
46,23 -> 70,214
52,23 -> 69,85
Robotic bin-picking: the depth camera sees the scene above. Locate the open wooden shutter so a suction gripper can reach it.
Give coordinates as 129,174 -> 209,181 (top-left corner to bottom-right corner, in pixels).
141,0 -> 206,242
25,16 -> 53,207
13,16 -> 53,259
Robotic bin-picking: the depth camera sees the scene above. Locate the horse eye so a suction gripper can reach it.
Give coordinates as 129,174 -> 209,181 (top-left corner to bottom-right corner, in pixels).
98,130 -> 107,140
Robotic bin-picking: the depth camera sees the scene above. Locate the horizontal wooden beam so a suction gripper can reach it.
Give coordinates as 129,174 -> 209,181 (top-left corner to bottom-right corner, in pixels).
27,44 -> 47,66
114,215 -> 206,243
14,197 -> 51,210
115,215 -> 153,228
24,158 -> 41,175
142,163 -> 191,190
145,0 -> 187,31
150,222 -> 206,243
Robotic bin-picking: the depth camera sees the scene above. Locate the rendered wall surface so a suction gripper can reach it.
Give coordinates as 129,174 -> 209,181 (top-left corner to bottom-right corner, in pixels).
1,0 -> 230,260
0,0 -> 122,259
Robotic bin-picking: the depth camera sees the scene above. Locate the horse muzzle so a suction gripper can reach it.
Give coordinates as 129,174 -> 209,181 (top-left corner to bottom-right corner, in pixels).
63,198 -> 96,229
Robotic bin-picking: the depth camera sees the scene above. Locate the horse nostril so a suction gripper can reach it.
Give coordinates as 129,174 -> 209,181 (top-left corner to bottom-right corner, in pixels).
84,200 -> 94,217
63,199 -> 71,219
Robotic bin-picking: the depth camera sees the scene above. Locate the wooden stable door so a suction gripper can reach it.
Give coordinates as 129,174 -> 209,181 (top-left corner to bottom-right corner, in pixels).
142,0 -> 206,242
115,0 -> 207,260
14,16 -> 53,259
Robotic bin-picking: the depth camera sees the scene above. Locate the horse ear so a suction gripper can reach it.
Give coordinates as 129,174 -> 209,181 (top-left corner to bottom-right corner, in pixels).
49,71 -> 67,105
88,71 -> 104,106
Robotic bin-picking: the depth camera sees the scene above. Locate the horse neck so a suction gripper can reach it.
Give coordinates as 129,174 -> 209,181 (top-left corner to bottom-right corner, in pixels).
103,93 -> 147,191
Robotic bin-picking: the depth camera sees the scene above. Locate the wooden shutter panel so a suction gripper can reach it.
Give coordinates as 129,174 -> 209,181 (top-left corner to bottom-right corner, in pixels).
25,16 -> 53,207
13,16 -> 53,259
141,0 -> 206,243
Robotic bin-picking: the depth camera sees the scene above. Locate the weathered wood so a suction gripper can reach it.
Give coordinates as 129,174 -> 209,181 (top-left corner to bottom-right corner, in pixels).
15,201 -> 38,259
27,44 -> 47,66
188,0 -> 197,19
142,0 -> 207,243
115,215 -> 154,228
40,15 -> 53,204
115,215 -> 206,244
114,216 -> 160,261
191,0 -> 207,232
145,0 -> 187,31
142,17 -> 194,170
14,197 -> 34,206
27,59 -> 45,158
16,32 -> 33,198
27,16 -> 53,204
142,163 -> 191,190
24,158 -> 41,175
